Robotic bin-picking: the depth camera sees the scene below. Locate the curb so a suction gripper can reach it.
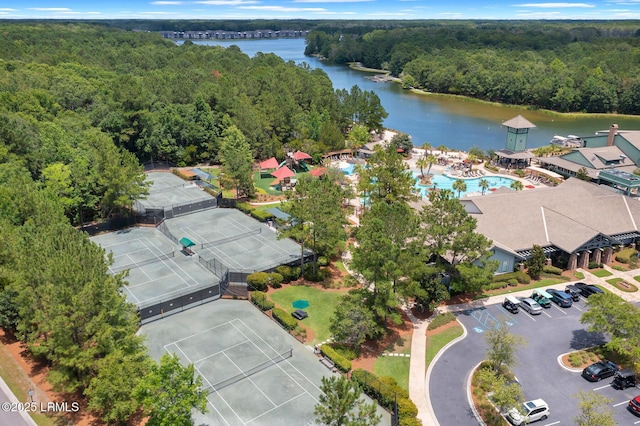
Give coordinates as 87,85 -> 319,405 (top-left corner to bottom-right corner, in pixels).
0,377 -> 38,426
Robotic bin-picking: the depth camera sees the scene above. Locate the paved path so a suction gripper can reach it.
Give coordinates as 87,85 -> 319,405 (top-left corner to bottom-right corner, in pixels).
409,266 -> 640,426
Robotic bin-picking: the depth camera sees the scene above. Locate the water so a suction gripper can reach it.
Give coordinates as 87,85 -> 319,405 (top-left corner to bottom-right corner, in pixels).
413,173 -> 515,198
183,38 -> 640,152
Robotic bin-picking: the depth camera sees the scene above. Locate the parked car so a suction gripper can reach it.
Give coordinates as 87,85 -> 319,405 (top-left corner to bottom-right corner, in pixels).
613,368 -> 637,390
506,399 -> 549,425
564,284 -> 582,301
574,282 -> 604,298
291,309 -> 308,320
518,297 -> 543,315
531,290 -> 551,308
546,289 -> 573,307
582,360 -> 619,382
502,295 -> 520,314
629,395 -> 640,416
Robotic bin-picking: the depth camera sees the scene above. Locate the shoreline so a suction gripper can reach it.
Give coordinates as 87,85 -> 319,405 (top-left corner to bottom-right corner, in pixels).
347,63 -> 640,121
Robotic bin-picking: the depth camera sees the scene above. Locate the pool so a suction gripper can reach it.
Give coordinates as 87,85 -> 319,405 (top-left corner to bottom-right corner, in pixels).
414,173 -> 515,198
339,163 -> 356,175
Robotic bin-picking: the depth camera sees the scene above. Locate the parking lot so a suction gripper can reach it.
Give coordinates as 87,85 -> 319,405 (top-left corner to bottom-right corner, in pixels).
429,286 -> 640,426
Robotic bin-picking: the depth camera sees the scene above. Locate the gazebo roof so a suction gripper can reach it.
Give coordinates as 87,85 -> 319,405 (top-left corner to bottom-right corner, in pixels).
271,165 -> 295,179
259,157 -> 279,169
502,115 -> 536,129
309,167 -> 327,177
292,151 -> 312,161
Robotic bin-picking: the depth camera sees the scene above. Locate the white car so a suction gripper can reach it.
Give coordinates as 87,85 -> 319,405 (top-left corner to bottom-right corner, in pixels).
507,399 -> 549,425
517,297 -> 542,315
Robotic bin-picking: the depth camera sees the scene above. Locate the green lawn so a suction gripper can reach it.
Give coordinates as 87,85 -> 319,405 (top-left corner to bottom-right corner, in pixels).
606,277 -> 638,292
574,271 -> 585,279
268,285 -> 346,344
374,357 -> 410,391
253,171 -> 283,195
482,277 -> 568,298
591,269 -> 613,278
426,324 -> 464,366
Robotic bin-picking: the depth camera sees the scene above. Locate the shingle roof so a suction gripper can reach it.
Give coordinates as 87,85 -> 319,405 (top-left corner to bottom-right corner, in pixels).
468,178 -> 640,254
501,115 -> 536,129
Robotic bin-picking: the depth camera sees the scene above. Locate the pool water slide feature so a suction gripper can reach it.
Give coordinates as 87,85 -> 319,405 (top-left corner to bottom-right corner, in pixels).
299,160 -> 309,172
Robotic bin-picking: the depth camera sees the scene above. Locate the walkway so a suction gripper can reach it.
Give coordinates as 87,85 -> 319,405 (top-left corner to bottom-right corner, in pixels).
409,266 -> 640,426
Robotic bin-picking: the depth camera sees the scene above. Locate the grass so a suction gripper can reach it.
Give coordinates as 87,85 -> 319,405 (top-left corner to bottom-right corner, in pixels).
634,275 -> 640,283
605,277 -> 638,292
574,271 -> 585,279
253,171 -> 283,195
335,261 -> 348,273
268,285 -> 346,344
374,357 -> 410,391
426,324 -> 464,366
0,341 -> 62,426
591,269 -> 613,278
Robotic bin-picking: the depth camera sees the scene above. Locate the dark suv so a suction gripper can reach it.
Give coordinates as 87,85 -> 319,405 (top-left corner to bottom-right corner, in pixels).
564,284 -> 581,301
582,360 -> 619,382
574,282 -> 604,298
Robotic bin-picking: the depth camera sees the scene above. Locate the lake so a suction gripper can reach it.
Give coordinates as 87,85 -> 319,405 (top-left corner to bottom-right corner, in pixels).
181,38 -> 640,152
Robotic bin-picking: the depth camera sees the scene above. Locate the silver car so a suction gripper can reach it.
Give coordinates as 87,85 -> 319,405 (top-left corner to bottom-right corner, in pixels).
518,297 -> 543,315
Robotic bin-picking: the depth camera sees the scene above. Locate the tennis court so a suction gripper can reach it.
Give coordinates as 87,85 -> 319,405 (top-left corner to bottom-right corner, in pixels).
165,208 -> 302,272
91,227 -> 221,307
141,300 -> 391,426
137,172 -> 215,210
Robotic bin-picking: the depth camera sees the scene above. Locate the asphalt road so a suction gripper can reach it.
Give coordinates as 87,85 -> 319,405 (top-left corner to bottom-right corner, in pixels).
0,378 -> 36,426
429,293 -> 640,426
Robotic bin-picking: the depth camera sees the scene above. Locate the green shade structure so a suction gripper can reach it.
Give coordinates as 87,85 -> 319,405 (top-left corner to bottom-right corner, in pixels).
179,237 -> 196,248
292,299 -> 309,309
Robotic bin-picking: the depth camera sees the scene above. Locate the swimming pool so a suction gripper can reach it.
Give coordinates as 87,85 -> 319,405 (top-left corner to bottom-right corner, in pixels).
414,173 -> 515,198
339,163 -> 356,175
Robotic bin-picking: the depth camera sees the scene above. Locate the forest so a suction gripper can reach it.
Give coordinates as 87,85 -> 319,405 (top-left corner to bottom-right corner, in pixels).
304,21 -> 640,114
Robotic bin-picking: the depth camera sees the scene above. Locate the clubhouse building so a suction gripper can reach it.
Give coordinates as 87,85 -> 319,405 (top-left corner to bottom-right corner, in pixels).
463,177 -> 640,273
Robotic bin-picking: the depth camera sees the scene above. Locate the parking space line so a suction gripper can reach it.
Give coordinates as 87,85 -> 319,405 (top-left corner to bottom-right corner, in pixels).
542,310 -> 553,318
634,419 -> 640,424
543,421 -> 560,426
593,384 -> 611,391
496,307 -> 520,325
551,304 -> 568,315
572,304 -> 583,312
521,311 -> 537,321
613,401 -> 628,407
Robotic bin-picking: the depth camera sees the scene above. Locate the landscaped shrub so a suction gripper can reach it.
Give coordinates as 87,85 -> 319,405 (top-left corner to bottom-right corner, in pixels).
507,278 -> 518,286
317,256 -> 329,266
543,265 -> 563,275
268,272 -> 283,288
303,264 -> 329,282
275,265 -> 294,283
427,312 -> 456,331
513,169 -> 525,177
329,343 -> 358,361
320,345 -> 351,372
484,162 -> 499,172
172,168 -> 195,181
250,291 -> 274,311
236,202 -> 254,214
616,247 -> 637,264
612,265 -> 627,271
246,272 -> 270,291
352,370 -> 419,426
250,209 -> 275,222
588,261 -> 603,269
272,308 -> 298,331
484,282 -> 507,290
492,271 -> 530,284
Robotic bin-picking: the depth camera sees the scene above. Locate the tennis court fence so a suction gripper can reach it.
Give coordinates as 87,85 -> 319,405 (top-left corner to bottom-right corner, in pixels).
200,228 -> 262,249
202,347 -> 293,394
111,250 -> 175,273
156,220 -> 180,245
198,255 -> 229,279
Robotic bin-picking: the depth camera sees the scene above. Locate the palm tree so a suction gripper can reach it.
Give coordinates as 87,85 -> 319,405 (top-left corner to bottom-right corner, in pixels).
453,179 -> 467,198
510,180 -> 524,191
421,142 -> 432,155
479,178 -> 490,195
425,154 -> 437,175
437,144 -> 448,155
416,157 -> 428,178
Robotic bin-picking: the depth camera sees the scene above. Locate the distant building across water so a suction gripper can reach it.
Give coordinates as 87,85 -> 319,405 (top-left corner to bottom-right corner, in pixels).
159,29 -> 310,40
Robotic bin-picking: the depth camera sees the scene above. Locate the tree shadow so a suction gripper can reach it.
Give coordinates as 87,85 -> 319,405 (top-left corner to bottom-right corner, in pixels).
570,329 -> 606,350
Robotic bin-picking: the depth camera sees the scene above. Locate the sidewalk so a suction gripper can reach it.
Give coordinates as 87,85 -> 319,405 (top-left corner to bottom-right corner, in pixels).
408,267 -> 640,426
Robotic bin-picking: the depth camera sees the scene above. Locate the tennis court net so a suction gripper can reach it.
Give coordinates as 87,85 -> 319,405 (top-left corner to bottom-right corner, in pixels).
200,228 -> 262,249
204,347 -> 293,393
111,250 -> 175,273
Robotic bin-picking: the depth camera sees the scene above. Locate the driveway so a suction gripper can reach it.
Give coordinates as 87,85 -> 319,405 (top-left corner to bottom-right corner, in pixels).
429,286 -> 640,426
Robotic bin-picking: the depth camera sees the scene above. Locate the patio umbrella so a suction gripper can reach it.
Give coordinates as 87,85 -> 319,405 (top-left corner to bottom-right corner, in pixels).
292,300 -> 309,309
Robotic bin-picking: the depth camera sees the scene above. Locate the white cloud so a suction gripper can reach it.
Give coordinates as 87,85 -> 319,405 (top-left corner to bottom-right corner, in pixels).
27,7 -> 72,11
238,5 -> 327,11
194,0 -> 259,4
0,8 -> 16,11
514,2 -> 595,7
151,1 -> 187,5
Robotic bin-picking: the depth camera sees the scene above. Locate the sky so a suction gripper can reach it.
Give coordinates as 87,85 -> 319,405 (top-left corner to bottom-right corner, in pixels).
1,0 -> 640,20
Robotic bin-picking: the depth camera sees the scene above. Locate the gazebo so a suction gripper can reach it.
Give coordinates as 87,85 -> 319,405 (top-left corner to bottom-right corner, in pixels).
292,151 -> 312,161
271,165 -> 296,190
259,157 -> 280,178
